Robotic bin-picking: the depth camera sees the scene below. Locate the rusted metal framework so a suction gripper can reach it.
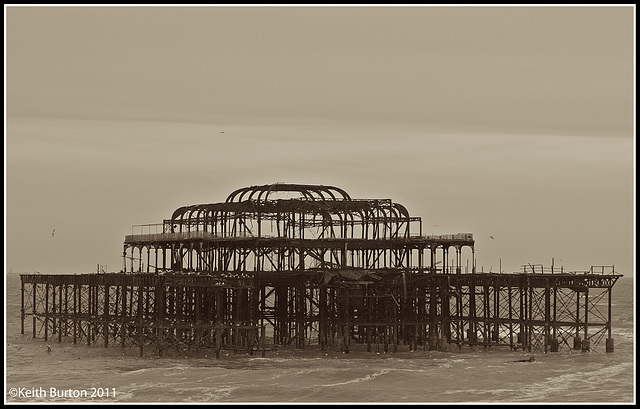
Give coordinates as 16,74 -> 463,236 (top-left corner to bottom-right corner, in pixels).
122,183 -> 472,275
20,184 -> 622,357
20,273 -> 259,357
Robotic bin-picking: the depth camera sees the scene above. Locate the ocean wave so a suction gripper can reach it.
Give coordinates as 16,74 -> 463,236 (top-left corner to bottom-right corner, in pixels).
111,390 -> 136,402
511,361 -> 633,402
319,369 -> 390,387
122,368 -> 154,375
188,385 -> 240,402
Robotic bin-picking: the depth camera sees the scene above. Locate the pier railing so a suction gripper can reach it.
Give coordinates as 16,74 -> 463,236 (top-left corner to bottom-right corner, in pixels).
521,264 -> 617,275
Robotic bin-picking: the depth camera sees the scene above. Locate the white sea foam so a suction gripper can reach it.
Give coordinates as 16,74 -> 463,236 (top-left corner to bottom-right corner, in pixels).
251,367 -> 322,382
188,385 -> 240,402
319,369 -> 390,387
122,368 -> 153,375
510,361 -> 633,402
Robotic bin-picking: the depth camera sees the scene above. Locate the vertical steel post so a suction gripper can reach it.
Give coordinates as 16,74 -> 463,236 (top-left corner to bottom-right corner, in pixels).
194,285 -> 200,352
216,289 -> 222,359
606,285 -> 614,353
544,278 -> 550,353
157,279 -> 165,357
73,279 -> 77,345
527,283 -> 532,352
120,283 -> 127,348
104,284 -> 109,348
44,283 -> 49,341
508,285 -> 513,349
138,282 -> 144,357
574,287 -> 582,350
52,284 -> 56,340
33,281 -> 37,339
20,280 -> 25,335
583,288 -> 589,352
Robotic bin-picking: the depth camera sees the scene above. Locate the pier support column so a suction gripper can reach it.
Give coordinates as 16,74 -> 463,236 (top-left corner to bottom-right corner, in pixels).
582,288 -> 589,353
215,289 -> 222,359
437,337 -> 448,352
606,285 -> 614,353
103,285 -> 109,348
32,282 -> 37,339
428,336 -> 438,351
606,338 -> 614,353
573,336 -> 582,350
137,283 -> 144,357
20,280 -> 25,335
157,282 -> 165,357
44,283 -> 49,341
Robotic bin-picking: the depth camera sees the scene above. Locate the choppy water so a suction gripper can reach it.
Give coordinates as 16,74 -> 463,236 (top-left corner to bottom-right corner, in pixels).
5,273 -> 635,403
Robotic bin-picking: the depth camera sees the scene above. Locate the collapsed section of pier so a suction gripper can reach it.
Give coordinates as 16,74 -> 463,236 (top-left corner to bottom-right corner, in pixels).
20,183 -> 622,357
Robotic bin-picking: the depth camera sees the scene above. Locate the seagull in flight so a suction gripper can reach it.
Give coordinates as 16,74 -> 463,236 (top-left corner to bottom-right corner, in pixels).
51,229 -> 55,237
490,235 -> 494,240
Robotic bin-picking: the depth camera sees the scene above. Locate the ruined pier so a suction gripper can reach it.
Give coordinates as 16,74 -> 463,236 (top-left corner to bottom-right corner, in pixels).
20,184 -> 621,357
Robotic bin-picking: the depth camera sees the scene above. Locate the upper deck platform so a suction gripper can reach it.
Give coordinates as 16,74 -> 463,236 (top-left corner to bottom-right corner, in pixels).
124,230 -> 475,249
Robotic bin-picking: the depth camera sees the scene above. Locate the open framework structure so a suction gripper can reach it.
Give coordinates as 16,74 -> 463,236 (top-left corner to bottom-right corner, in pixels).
21,183 -> 622,357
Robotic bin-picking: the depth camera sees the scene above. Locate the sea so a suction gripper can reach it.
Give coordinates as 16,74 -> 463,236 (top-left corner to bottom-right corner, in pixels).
4,272 -> 635,404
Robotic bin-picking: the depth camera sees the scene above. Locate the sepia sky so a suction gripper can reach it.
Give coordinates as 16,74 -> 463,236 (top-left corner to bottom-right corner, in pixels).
4,5 -> 635,276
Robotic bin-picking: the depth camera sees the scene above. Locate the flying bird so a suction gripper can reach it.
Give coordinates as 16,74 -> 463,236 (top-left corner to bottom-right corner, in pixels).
51,229 -> 55,237
490,236 -> 494,240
